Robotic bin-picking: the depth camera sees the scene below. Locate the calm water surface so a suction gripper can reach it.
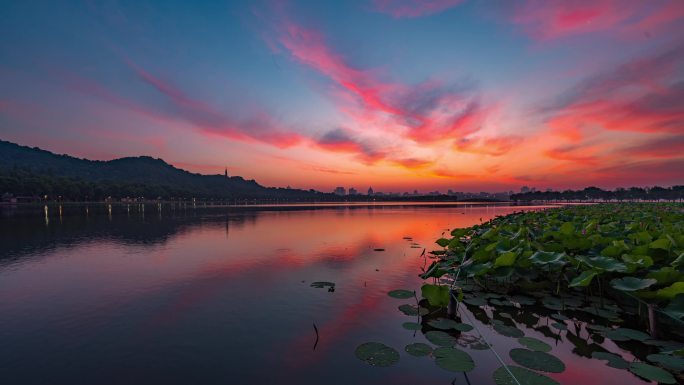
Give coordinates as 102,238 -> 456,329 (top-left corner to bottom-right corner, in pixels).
0,204 -> 654,384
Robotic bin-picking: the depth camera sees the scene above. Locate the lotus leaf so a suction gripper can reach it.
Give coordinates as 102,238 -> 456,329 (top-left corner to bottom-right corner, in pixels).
355,342 -> 400,367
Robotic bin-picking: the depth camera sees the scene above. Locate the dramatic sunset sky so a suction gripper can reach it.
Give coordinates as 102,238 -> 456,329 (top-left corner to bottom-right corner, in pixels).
1,0 -> 683,192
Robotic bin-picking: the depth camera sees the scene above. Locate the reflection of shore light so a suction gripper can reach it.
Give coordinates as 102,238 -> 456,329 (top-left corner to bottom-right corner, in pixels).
44,205 -> 49,226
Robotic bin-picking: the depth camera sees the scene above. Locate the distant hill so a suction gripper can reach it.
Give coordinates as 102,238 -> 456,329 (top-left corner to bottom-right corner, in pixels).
0,139 -> 327,200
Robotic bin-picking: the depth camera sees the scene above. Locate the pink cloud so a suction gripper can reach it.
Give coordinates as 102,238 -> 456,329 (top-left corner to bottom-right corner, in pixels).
61,64 -> 304,149
371,0 -> 465,18
546,44 -> 684,139
271,15 -> 491,157
510,0 -> 684,40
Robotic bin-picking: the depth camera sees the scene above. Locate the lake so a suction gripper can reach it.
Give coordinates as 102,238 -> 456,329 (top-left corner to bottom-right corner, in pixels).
0,203 -> 664,384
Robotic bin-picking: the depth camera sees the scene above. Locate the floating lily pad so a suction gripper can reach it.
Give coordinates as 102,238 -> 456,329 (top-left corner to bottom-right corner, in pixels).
425,331 -> 457,347
428,318 -> 459,330
492,365 -> 559,385
494,324 -> 524,338
398,304 -> 427,316
388,289 -> 414,299
646,353 -> 684,371
454,323 -> 474,332
551,322 -> 567,331
310,281 -> 335,288
405,343 -> 432,357
433,347 -> 475,372
610,277 -> 657,292
629,362 -> 676,384
402,322 -> 421,330
605,328 -> 650,342
592,352 -> 629,369
510,348 -> 565,373
586,324 -> 610,332
464,297 -> 487,306
518,337 -> 552,352
542,298 -> 564,311
512,295 -> 536,305
355,342 -> 400,367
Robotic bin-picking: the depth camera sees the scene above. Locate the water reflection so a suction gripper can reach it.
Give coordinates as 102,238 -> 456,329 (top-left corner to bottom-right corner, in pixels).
1,203 -> 658,385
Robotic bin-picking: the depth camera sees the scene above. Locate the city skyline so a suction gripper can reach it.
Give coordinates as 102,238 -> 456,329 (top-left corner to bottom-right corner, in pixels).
1,1 -> 683,192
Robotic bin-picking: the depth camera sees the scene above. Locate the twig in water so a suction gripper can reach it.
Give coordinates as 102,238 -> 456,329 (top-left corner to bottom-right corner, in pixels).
313,322 -> 319,350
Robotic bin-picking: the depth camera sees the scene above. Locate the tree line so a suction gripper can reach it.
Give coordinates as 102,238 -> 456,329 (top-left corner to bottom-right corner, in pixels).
510,186 -> 684,202
0,166 -> 325,201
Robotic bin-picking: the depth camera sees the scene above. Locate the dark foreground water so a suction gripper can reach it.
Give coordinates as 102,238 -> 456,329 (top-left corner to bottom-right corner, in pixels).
0,203 -> 666,384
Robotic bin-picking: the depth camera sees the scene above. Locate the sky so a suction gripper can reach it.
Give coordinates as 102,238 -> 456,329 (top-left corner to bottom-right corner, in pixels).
0,0 -> 683,193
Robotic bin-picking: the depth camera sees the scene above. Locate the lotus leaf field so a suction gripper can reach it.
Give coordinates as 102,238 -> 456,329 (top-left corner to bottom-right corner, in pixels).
356,204 -> 684,384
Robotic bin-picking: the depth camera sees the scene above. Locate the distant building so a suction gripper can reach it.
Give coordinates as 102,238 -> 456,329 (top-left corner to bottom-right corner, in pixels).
224,168 -> 229,178
520,186 -> 530,193
367,187 -> 374,196
349,187 -> 358,195
334,187 -> 346,196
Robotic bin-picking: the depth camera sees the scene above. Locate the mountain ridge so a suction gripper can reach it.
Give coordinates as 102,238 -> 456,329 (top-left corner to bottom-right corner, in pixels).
0,139 -> 325,200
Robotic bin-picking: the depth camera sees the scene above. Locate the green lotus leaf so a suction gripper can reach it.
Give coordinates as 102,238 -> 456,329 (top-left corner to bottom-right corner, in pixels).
402,322 -> 421,330
495,251 -> 518,267
454,323 -> 474,332
509,348 -> 565,373
398,304 -> 426,316
436,238 -> 450,247
629,362 -> 676,384
649,238 -> 672,250
646,353 -> 684,371
428,318 -> 458,330
492,365 -> 559,385
405,342 -> 432,357
387,289 -> 414,299
425,331 -> 457,347
622,254 -> 654,272
569,270 -> 598,287
610,277 -> 657,292
559,222 -> 574,235
421,284 -> 450,307
494,324 -> 524,338
664,294 -> 684,319
512,295 -> 536,305
518,337 -> 552,352
656,282 -> 684,300
355,342 -> 400,367
605,328 -> 650,341
464,262 -> 492,277
582,256 -> 628,272
592,351 -> 629,369
464,297 -> 487,306
541,297 -> 564,311
529,251 -> 566,266
630,231 -> 653,245
672,252 -> 684,267
647,267 -> 682,286
433,347 -> 475,372
551,322 -> 567,330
